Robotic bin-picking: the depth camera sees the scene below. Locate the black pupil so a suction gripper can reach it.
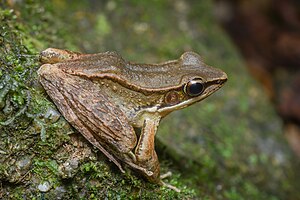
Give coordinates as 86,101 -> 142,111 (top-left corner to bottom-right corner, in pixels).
188,82 -> 203,96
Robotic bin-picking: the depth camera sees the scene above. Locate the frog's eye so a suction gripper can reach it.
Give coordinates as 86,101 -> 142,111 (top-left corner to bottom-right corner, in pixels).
184,79 -> 205,97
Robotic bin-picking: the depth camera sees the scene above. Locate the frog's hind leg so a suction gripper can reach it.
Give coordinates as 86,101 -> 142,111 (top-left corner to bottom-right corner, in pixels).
77,126 -> 125,173
68,118 -> 125,173
38,64 -> 125,173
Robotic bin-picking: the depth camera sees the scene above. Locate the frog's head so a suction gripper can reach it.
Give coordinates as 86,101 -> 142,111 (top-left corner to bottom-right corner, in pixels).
158,52 -> 227,116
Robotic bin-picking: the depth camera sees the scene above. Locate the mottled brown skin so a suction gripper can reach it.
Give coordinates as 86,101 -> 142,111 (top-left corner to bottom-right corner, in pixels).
38,48 -> 227,187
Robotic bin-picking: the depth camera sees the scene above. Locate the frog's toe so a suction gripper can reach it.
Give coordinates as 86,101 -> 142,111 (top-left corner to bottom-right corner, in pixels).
160,171 -> 172,179
161,180 -> 181,192
159,172 -> 181,192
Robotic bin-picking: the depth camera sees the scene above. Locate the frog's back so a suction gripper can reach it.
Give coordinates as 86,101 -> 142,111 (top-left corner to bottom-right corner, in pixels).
59,51 -> 224,92
59,51 -> 125,73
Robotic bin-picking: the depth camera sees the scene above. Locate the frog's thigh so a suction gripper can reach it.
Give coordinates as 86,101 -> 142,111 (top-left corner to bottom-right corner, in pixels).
38,64 -> 137,171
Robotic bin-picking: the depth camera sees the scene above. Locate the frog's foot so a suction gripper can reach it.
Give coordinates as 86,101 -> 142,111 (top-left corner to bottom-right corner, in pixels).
159,172 -> 181,192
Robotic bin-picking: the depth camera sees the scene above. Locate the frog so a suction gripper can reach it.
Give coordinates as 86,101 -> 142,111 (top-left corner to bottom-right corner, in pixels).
38,48 -> 227,191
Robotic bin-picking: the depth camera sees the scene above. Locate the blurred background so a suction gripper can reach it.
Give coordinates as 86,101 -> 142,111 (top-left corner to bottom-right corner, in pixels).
1,0 -> 300,199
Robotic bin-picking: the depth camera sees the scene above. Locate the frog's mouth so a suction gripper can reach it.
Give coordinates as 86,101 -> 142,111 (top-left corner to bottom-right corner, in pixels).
158,75 -> 227,117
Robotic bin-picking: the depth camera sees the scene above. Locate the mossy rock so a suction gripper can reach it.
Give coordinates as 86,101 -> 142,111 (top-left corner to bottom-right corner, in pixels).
0,1 -> 299,199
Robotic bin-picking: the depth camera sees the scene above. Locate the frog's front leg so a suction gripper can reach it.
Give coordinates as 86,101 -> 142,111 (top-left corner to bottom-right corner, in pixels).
134,115 -> 161,183
129,114 -> 181,192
